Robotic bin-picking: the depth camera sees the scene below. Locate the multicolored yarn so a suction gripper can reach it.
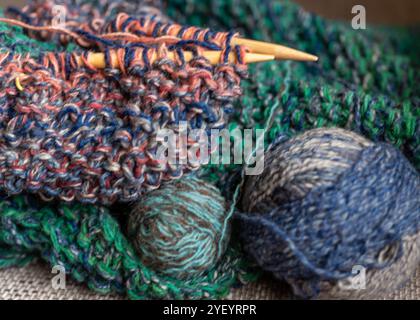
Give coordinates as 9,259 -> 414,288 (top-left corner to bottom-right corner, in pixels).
237,128 -> 420,298
0,0 -> 418,300
0,185 -> 255,299
128,176 -> 229,280
0,0 -> 248,204
0,0 -> 257,300
6,0 -> 239,51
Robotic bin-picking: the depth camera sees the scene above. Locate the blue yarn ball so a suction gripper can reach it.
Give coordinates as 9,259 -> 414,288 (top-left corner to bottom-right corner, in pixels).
237,128 -> 420,298
128,176 -> 229,280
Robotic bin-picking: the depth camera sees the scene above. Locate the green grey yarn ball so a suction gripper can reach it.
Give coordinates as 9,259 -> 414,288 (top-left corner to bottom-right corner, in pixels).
127,176 -> 229,280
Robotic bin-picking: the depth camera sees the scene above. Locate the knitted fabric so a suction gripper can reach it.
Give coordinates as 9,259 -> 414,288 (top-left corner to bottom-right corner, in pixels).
0,0 -> 418,300
238,128 -> 420,298
0,0 -> 248,204
0,192 -> 256,299
167,0 -> 420,299
0,0 -> 257,299
166,0 -> 419,186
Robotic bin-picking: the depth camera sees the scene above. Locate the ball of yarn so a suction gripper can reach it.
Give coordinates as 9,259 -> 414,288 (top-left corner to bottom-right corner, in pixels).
128,176 -> 230,280
237,128 -> 420,299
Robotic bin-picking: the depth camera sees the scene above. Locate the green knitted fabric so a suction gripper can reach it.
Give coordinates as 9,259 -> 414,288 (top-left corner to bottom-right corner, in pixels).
0,0 -> 418,299
0,194 -> 258,299
166,0 -> 419,185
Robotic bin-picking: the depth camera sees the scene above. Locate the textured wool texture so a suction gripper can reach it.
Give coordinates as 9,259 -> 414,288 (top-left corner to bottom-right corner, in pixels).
0,0 -> 248,204
0,192 -> 256,299
0,0 -> 256,300
167,0 -> 420,299
317,231 -> 420,299
238,128 -> 420,299
128,176 -> 230,280
0,0 -> 419,300
166,0 -> 419,186
7,0 -> 169,47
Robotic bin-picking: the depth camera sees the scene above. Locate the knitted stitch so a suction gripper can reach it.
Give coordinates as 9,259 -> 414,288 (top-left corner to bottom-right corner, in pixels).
0,189 -> 255,299
0,0 -> 258,299
6,0 -> 234,50
237,128 -> 420,298
0,0 -> 418,300
0,0 -> 248,204
167,0 -> 419,186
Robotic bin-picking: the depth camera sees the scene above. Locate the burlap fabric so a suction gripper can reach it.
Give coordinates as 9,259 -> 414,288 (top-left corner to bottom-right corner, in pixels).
0,263 -> 418,300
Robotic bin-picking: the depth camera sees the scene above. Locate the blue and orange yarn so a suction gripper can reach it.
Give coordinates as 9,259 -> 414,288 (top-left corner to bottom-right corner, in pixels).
0,0 -> 419,300
0,0 -> 248,204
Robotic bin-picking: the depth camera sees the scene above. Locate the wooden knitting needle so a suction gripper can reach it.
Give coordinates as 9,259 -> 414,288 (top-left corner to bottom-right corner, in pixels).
0,17 -> 316,62
233,38 -> 318,62
80,50 -> 275,68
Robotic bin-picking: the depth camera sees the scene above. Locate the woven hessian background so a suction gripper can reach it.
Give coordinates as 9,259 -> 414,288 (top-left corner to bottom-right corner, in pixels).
0,263 -> 418,300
